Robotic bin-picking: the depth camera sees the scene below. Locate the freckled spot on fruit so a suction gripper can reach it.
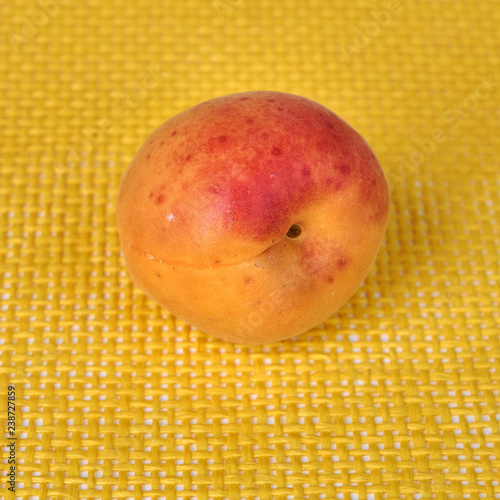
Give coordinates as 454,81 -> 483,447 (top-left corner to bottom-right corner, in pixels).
240,97 -> 249,101
302,166 -> 311,176
299,238 -> 345,284
326,122 -> 334,129
157,273 -> 160,277
155,195 -> 164,204
277,107 -> 283,111
272,147 -> 281,155
214,260 -> 220,264
261,132 -> 269,139
338,257 -> 346,269
267,98 -> 275,102
209,184 -> 221,194
146,154 -> 151,159
218,135 -> 227,143
149,139 -> 154,144
171,131 -> 177,136
339,164 -> 351,175
246,118 -> 254,124
326,178 -> 333,186
328,276 -> 334,284
160,140 -> 164,145
149,192 -> 154,198
244,277 -> 254,284
372,179 -> 377,185
335,180 -> 345,191
186,155 -> 192,161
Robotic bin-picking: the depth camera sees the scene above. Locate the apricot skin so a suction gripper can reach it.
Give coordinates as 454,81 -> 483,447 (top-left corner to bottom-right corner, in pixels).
117,91 -> 389,344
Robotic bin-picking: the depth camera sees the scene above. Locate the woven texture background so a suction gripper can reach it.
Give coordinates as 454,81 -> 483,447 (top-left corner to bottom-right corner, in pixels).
1,0 -> 500,498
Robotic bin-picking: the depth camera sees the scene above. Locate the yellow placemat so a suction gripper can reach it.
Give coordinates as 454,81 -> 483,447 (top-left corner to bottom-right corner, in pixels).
1,0 -> 499,498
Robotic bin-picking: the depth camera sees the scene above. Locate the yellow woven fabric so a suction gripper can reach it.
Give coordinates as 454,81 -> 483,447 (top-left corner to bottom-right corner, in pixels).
1,0 -> 499,498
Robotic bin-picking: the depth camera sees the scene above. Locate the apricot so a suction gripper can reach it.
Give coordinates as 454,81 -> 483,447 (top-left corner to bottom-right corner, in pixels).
116,91 -> 389,344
